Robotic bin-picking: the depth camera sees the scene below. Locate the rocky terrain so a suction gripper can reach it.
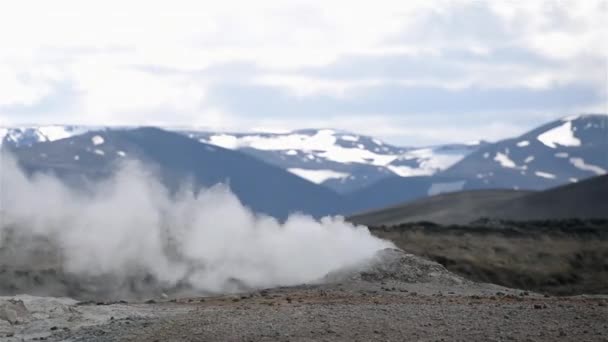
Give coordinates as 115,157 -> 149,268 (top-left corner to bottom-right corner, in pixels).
2,249 -> 607,341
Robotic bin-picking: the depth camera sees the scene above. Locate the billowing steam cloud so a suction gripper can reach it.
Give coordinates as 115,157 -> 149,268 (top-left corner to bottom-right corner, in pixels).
0,152 -> 392,299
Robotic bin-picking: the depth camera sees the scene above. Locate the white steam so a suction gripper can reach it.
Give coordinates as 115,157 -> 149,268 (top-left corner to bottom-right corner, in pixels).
0,152 -> 392,297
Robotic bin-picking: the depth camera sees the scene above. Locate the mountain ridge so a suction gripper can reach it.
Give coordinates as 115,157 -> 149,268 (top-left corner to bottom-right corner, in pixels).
3,114 -> 607,218
348,173 -> 608,226
10,127 -> 347,220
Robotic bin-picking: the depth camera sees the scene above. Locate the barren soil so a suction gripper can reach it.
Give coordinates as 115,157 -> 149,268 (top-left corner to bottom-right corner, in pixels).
2,249 -> 607,342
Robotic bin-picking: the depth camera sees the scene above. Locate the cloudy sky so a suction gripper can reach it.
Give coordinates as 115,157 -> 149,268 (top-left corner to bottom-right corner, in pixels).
0,0 -> 606,145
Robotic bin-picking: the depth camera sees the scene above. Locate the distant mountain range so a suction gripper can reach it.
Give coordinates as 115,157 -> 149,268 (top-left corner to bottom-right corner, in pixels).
10,128 -> 344,220
184,129 -> 484,193
2,114 -> 607,218
1,126 -> 483,194
345,114 -> 608,212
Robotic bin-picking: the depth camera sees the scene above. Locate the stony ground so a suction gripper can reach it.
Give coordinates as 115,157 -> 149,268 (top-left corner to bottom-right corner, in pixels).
2,249 -> 607,342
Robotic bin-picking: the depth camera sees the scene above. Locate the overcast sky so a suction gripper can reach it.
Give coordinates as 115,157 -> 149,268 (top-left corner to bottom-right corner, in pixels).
0,0 -> 606,145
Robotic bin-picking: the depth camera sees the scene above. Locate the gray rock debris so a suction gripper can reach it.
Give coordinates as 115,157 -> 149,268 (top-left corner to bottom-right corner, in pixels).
324,248 -> 465,285
0,299 -> 30,325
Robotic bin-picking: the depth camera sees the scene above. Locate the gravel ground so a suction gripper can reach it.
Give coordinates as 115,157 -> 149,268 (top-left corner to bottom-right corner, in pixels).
48,286 -> 608,342
3,249 -> 607,342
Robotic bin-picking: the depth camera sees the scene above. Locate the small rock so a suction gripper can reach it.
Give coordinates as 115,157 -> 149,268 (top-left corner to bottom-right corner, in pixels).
0,299 -> 30,324
145,300 -> 156,304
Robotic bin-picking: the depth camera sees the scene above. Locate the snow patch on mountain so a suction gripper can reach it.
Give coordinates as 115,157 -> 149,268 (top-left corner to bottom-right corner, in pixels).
341,135 -> 359,142
38,126 -> 75,141
428,180 -> 466,196
1,126 -> 93,147
208,134 -> 239,149
91,135 -> 105,146
388,147 -> 468,177
387,165 -> 434,177
287,168 -> 350,184
537,121 -> 581,148
535,171 -> 556,179
569,158 -> 606,175
494,152 -> 517,168
205,130 -> 398,166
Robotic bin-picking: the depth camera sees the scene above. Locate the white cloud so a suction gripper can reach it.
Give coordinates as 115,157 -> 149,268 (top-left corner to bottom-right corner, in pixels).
0,0 -> 605,143
0,67 -> 54,106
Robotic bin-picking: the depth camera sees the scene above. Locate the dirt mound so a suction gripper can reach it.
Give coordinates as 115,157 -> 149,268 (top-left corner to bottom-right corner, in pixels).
325,248 -> 465,286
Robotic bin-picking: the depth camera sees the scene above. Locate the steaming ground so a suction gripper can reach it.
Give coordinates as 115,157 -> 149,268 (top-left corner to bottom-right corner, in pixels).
2,249 -> 607,341
0,152 -> 392,299
3,153 -> 607,341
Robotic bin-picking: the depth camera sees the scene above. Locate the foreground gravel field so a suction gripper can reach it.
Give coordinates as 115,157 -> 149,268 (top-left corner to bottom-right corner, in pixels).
56,288 -> 608,342
3,249 -> 607,342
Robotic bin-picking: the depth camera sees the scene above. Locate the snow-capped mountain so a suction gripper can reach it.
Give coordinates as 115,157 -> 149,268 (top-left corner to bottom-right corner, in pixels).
442,114 -> 608,189
3,114 -> 605,198
346,114 -> 608,213
2,126 -> 481,193
0,126 -> 93,147
11,128 -> 346,219
184,129 -> 483,193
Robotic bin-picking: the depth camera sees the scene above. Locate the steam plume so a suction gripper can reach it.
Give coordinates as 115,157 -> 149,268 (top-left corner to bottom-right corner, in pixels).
0,152 -> 392,299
